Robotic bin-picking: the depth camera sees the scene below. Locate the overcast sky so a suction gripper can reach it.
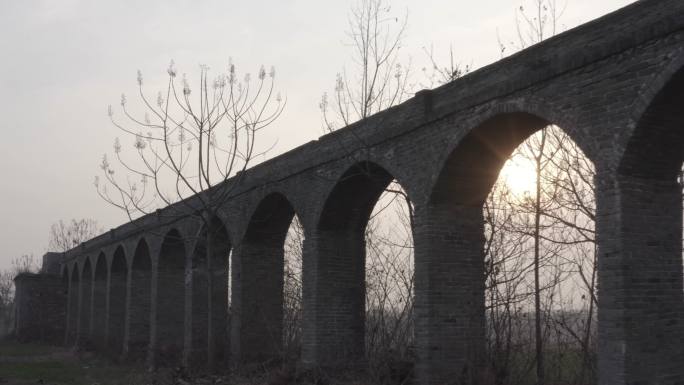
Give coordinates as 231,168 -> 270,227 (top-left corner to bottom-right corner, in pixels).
0,0 -> 634,270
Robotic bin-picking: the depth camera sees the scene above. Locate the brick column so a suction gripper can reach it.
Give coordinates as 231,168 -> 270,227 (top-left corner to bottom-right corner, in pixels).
301,229 -> 365,368
108,248 -> 127,356
78,265 -> 93,346
66,272 -> 79,345
108,266 -> 127,355
92,263 -> 108,348
187,234 -> 229,370
153,240 -> 186,367
596,172 -> 684,385
188,256 -> 207,367
209,239 -> 229,368
413,203 -> 486,385
230,239 -> 284,363
126,256 -> 152,361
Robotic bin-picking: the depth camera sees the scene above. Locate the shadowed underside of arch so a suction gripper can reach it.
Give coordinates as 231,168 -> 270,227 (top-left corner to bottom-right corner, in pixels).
303,161 -> 406,365
231,193 -> 295,362
432,112 -> 549,206
598,64 -> 684,384
416,112 -> 594,383
620,67 -> 684,180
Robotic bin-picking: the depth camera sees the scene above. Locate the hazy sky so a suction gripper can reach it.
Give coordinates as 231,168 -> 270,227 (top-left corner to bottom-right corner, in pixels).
0,0 -> 634,270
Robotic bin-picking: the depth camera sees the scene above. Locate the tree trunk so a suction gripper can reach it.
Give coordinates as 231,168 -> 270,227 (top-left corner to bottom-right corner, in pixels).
206,217 -> 215,371
534,128 -> 547,385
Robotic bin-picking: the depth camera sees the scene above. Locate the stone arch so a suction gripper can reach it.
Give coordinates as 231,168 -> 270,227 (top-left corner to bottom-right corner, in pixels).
232,192 -> 297,362
318,161 -> 397,230
619,64 -> 684,179
92,252 -> 108,347
418,110 -> 593,383
629,48 -> 684,130
108,245 -> 127,355
155,228 -> 186,365
445,99 -> 594,172
128,238 -> 152,360
433,110 -> 586,205
305,161 -> 412,364
602,63 -> 684,383
79,257 -> 93,345
188,215 -> 231,368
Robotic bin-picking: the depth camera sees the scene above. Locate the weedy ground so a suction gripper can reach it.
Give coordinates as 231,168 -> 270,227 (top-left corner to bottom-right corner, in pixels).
0,340 -> 157,385
0,341 -> 381,385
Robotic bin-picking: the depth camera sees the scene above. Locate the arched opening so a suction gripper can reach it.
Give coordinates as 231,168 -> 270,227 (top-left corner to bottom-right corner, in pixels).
485,127 -> 597,384
92,252 -> 108,347
422,112 -> 597,384
283,214 -> 304,362
233,193 -> 295,362
603,65 -> 684,382
155,228 -> 186,365
128,239 -> 152,360
364,180 -> 414,378
188,216 -> 231,369
307,161 -> 413,370
67,263 -> 79,345
109,246 -> 127,355
79,258 -> 93,346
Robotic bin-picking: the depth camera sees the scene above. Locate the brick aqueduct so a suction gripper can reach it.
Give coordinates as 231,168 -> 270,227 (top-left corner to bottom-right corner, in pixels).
12,1 -> 684,384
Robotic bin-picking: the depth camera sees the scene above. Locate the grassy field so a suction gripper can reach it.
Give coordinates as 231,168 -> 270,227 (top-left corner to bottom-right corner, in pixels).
0,341 -> 156,385
0,341 -> 278,385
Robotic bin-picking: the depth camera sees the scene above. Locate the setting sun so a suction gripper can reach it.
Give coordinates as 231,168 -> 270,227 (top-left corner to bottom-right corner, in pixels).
499,155 -> 537,197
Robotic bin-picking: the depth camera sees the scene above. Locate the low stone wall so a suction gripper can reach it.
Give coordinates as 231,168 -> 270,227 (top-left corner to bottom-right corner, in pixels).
13,273 -> 66,344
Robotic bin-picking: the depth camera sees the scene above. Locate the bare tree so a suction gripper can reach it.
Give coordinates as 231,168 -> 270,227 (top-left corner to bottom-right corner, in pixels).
282,1 -> 419,378
48,218 -> 103,252
420,1 -> 603,384
498,0 -> 567,56
97,61 -> 284,220
0,255 -> 39,338
96,60 -> 285,369
306,1 -> 596,384
320,0 -> 410,131
420,44 -> 470,87
0,269 -> 16,337
283,216 -> 304,360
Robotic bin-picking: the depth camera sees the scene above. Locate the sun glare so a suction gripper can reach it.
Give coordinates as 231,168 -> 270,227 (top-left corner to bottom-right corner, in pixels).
499,155 -> 537,197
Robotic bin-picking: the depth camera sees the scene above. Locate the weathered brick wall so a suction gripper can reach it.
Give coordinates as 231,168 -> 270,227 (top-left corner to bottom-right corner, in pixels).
15,1 -> 684,383
41,252 -> 63,274
593,54 -> 684,385
13,273 -> 66,344
413,203 -> 486,384
231,194 -> 293,363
